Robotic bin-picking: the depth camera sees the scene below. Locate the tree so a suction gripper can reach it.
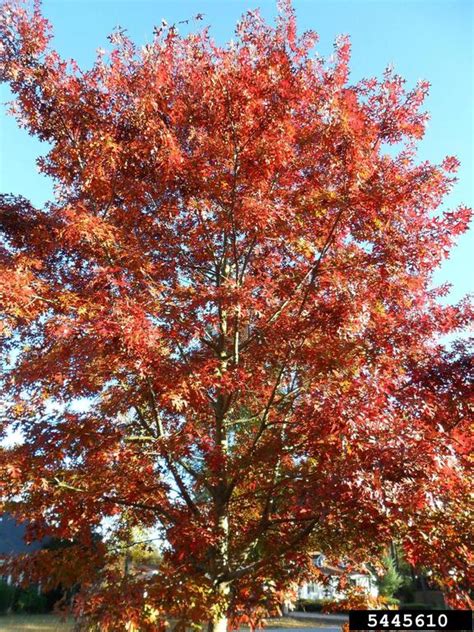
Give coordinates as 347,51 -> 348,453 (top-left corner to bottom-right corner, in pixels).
0,0 -> 472,629
377,556 -> 403,599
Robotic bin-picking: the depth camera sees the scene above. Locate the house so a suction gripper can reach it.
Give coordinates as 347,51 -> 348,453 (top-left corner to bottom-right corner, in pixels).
0,513 -> 47,557
0,512 -> 54,591
297,553 -> 378,602
0,513 -> 46,584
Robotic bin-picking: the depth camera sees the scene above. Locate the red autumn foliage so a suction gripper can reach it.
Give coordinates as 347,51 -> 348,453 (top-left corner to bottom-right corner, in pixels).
0,1 -> 472,629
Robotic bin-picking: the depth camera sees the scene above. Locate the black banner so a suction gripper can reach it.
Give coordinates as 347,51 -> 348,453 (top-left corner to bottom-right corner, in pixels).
349,609 -> 472,631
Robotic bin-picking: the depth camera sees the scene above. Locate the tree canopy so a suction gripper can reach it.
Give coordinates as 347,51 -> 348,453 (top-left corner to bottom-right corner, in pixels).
0,1 -> 472,629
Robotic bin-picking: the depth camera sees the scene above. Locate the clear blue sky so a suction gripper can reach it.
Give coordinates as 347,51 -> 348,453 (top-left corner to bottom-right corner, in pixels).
1,0 -> 472,301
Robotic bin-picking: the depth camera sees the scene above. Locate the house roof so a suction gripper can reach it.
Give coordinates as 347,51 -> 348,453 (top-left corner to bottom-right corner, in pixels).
0,513 -> 46,556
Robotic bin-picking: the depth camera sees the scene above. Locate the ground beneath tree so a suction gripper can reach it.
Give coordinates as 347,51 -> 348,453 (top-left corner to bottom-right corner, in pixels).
0,615 -> 343,632
0,615 -> 73,632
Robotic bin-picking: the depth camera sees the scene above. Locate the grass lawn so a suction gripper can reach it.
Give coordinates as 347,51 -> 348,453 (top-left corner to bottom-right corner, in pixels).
0,614 -> 73,631
261,618 -> 328,628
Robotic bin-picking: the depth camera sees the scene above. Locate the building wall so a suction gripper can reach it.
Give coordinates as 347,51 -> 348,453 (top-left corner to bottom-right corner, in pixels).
299,573 -> 378,601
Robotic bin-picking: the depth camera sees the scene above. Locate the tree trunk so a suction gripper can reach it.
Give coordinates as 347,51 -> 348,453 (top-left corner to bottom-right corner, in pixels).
209,273 -> 231,632
208,581 -> 230,632
208,515 -> 230,632
208,613 -> 228,632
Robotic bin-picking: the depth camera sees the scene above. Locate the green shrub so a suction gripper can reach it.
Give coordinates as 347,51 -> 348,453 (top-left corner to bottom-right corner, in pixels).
44,586 -> 64,612
396,584 -> 415,603
385,596 -> 400,606
15,586 -> 48,613
295,598 -> 329,612
0,580 -> 16,614
378,556 -> 403,598
400,602 -> 433,610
